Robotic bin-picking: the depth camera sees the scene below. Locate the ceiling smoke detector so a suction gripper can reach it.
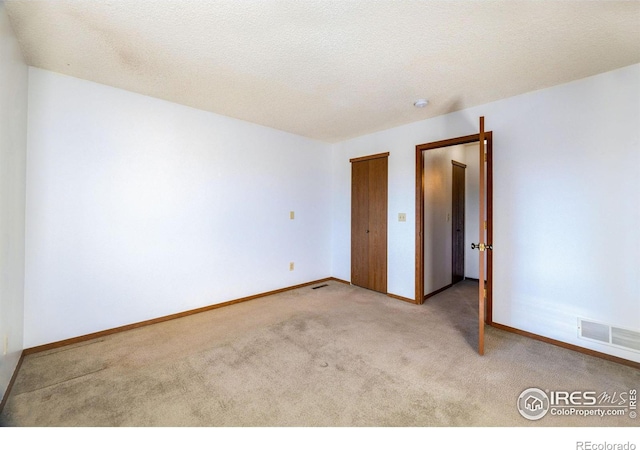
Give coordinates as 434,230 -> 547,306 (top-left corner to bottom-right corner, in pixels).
413,99 -> 429,108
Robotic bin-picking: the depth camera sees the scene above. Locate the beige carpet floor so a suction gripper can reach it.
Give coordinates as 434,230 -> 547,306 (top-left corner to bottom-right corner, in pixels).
1,280 -> 638,426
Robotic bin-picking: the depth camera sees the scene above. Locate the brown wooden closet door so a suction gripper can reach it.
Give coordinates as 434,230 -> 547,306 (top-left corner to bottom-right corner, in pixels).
452,161 -> 466,285
367,157 -> 388,292
351,160 -> 370,289
351,154 -> 388,293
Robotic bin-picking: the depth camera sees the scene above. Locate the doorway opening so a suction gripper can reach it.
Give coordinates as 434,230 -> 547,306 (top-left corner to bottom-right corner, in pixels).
415,131 -> 493,338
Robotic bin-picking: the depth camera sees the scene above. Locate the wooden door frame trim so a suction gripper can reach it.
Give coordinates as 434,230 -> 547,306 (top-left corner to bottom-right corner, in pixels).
415,131 -> 493,321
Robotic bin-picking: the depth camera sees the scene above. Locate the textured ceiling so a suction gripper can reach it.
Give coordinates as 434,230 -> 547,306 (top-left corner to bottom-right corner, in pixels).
5,1 -> 640,143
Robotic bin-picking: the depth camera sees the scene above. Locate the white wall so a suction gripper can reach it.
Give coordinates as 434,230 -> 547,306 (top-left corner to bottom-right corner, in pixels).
463,142 -> 480,280
422,144 -> 466,295
24,68 -> 333,348
0,3 -> 28,399
17,60 -> 640,364
331,63 -> 640,362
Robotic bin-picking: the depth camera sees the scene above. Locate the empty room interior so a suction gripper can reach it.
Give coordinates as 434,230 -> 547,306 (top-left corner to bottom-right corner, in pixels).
1,1 -> 639,429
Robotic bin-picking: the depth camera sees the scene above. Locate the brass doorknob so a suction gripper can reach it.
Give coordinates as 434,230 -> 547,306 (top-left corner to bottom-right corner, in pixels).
471,243 -> 493,251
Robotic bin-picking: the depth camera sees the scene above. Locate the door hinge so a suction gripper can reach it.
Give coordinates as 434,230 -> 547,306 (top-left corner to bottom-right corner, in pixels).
484,220 -> 487,230
484,288 -> 487,299
484,152 -> 487,163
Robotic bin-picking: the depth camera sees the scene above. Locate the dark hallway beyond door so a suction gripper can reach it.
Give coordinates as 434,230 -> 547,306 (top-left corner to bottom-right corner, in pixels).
452,160 -> 466,284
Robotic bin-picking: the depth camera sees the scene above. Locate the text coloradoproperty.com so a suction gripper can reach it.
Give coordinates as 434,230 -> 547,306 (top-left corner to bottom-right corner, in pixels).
551,408 -> 627,417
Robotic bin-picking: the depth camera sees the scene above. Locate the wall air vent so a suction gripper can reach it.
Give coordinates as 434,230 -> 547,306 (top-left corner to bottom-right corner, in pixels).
578,318 -> 640,353
611,327 -> 640,352
580,320 -> 609,343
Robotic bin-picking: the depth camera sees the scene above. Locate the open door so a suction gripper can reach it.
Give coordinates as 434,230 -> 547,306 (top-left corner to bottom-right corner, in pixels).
473,116 -> 491,355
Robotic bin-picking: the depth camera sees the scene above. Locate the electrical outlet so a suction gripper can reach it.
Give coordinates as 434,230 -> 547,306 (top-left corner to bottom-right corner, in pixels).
289,262 -> 294,271
290,211 -> 295,220
398,213 -> 406,222
3,334 -> 7,356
